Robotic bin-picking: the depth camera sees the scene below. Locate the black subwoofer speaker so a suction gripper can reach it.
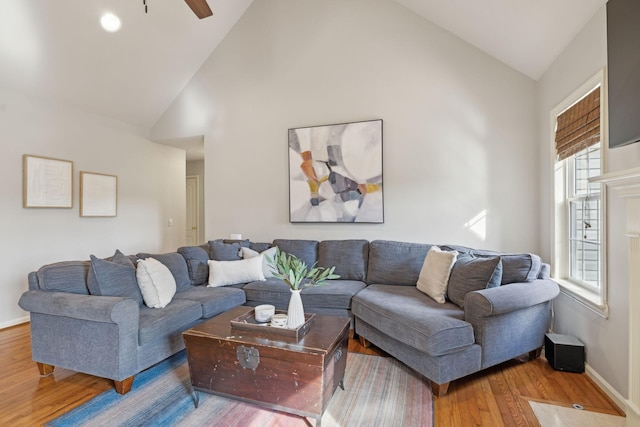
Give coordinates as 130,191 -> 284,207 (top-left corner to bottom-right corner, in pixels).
544,333 -> 585,373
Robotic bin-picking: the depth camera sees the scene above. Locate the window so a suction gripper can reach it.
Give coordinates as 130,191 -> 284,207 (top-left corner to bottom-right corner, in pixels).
567,143 -> 601,288
551,69 -> 608,317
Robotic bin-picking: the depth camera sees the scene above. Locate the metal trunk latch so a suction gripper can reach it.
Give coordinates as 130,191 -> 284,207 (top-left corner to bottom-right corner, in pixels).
237,345 -> 260,370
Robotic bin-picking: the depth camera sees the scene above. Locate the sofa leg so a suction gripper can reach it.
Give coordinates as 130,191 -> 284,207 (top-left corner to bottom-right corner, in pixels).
114,376 -> 134,394
37,362 -> 55,377
431,381 -> 450,397
358,336 -> 371,348
529,347 -> 543,360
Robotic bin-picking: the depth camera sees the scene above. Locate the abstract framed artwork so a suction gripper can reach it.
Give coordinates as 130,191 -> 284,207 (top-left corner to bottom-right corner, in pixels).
80,172 -> 117,217
288,119 -> 383,223
23,154 -> 73,208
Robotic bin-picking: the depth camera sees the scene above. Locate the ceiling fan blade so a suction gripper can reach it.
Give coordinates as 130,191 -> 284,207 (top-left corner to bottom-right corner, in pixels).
184,0 -> 213,19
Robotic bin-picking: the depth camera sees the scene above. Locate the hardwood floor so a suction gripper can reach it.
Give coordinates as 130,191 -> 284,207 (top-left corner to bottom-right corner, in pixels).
0,322 -> 624,426
434,355 -> 624,426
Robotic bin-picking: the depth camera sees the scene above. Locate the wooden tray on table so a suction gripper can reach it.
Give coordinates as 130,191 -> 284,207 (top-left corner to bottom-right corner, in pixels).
230,309 -> 315,340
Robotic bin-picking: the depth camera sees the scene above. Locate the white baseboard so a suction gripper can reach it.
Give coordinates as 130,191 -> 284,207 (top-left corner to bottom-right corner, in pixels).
585,363 -> 627,415
0,316 -> 29,330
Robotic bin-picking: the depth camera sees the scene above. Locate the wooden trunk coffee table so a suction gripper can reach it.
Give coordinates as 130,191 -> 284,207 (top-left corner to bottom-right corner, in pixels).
182,306 -> 350,426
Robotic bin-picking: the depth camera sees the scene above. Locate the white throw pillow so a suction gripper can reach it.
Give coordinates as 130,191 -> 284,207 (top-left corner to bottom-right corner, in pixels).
136,257 -> 177,308
416,246 -> 458,304
207,256 -> 266,287
241,246 -> 278,278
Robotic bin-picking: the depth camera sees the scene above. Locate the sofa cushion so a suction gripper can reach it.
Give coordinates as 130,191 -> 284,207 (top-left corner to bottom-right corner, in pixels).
249,242 -> 273,253
242,279 -> 366,310
136,252 -> 191,291
367,240 -> 433,286
136,258 -> 177,308
447,256 -> 502,308
207,257 -> 265,287
177,245 -> 210,286
241,246 -> 278,278
36,261 -> 90,294
352,284 -> 474,356
538,263 -> 551,280
300,280 -> 367,309
87,251 -> 143,305
138,299 -> 202,346
174,285 -> 246,318
242,278 -> 291,306
416,246 -> 458,303
442,245 -> 543,285
272,239 -> 318,268
470,250 -> 541,284
317,240 -> 369,281
209,239 -> 249,261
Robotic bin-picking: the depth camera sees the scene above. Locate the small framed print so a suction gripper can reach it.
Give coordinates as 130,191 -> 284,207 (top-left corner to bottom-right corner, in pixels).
80,172 -> 117,217
23,155 -> 73,208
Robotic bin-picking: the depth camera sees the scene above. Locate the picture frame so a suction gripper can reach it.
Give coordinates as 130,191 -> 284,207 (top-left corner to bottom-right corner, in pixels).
23,154 -> 73,208
80,172 -> 117,217
288,119 -> 384,223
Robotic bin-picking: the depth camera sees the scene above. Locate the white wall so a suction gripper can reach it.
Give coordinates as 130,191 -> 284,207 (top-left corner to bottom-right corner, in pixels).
537,5 -> 640,398
0,86 -> 186,328
152,0 -> 539,252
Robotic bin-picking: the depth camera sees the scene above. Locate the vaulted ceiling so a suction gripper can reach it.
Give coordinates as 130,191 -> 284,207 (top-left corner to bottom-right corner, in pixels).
0,0 -> 606,130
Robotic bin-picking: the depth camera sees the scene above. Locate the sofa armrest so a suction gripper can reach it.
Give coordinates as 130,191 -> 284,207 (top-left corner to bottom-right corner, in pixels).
19,290 -> 139,324
19,290 -> 140,381
464,279 -> 559,369
464,279 -> 560,318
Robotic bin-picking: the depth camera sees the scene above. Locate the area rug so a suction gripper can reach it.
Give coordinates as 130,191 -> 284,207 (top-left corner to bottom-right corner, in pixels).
529,401 -> 625,427
47,351 -> 433,427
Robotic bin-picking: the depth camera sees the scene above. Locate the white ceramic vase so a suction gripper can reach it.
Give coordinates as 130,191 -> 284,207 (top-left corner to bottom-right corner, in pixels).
287,289 -> 305,329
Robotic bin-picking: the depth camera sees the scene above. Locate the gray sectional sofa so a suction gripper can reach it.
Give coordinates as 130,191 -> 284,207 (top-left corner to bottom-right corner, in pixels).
18,238 -> 559,396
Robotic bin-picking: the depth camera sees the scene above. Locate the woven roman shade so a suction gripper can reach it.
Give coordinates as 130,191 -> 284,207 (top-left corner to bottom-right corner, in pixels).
555,86 -> 601,161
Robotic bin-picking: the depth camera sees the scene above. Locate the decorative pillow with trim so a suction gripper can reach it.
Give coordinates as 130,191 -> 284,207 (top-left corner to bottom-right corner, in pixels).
136,257 -> 177,308
416,246 -> 458,303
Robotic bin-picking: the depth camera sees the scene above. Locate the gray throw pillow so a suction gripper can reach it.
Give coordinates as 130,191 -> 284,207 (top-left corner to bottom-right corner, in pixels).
470,249 -> 541,284
178,244 -> 210,286
87,250 -> 143,305
209,239 -> 250,261
446,255 -> 502,309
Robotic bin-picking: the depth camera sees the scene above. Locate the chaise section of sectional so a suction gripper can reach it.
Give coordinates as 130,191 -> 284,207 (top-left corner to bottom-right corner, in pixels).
352,284 -> 482,395
351,240 -> 560,396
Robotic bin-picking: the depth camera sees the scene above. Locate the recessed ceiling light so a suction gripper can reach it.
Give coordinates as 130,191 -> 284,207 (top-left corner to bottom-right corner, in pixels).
100,13 -> 121,33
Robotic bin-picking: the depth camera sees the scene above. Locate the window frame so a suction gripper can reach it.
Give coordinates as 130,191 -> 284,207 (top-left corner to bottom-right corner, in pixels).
550,68 -> 609,318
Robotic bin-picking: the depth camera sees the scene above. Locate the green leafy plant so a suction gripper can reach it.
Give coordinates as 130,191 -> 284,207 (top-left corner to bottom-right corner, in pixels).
265,248 -> 340,290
